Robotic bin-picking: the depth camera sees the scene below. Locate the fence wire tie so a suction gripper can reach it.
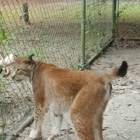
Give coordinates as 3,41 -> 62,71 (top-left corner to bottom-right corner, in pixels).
20,12 -> 27,19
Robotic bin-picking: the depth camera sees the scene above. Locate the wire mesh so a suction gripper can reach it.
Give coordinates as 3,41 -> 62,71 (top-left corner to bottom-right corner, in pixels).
0,0 -> 82,137
85,0 -> 113,62
0,0 -> 82,69
116,0 -> 140,39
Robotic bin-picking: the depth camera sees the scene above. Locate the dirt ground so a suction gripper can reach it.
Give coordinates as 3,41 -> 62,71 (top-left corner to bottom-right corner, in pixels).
17,45 -> 140,140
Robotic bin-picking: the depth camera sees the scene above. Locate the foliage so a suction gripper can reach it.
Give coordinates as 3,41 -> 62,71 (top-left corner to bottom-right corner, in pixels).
0,10 -> 13,46
0,29 -> 6,45
116,4 -> 128,18
0,123 -> 6,131
0,122 -> 6,140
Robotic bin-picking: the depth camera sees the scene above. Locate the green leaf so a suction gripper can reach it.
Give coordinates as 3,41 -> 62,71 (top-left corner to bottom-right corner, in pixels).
0,123 -> 6,130
0,29 -> 5,37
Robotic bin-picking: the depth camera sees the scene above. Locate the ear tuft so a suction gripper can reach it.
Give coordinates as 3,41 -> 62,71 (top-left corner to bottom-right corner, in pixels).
29,54 -> 35,59
24,54 -> 35,65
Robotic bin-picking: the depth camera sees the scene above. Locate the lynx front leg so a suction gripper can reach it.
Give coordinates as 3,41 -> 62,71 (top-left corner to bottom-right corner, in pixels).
29,103 -> 45,139
47,114 -> 63,140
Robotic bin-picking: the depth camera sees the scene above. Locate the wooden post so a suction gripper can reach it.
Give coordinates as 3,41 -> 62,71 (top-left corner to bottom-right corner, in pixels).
112,0 -> 117,37
22,3 -> 30,25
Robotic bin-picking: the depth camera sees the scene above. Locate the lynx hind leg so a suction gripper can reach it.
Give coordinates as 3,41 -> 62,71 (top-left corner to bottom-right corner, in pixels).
70,91 -> 95,140
93,83 -> 111,140
47,114 -> 63,140
93,108 -> 105,140
70,88 -> 106,140
70,109 -> 94,140
70,105 -> 105,140
29,103 -> 45,139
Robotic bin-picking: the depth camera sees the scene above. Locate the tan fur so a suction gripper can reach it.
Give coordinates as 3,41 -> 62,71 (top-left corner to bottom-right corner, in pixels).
12,56 -> 125,140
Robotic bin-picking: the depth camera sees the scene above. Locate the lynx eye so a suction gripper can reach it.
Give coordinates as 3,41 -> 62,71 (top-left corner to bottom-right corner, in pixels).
16,68 -> 20,72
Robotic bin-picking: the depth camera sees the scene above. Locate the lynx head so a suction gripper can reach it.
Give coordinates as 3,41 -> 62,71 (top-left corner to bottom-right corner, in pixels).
12,54 -> 35,82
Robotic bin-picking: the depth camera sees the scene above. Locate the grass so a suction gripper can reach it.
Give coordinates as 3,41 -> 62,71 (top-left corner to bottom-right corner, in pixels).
0,2 -> 82,25
117,3 -> 140,20
0,1 -> 139,29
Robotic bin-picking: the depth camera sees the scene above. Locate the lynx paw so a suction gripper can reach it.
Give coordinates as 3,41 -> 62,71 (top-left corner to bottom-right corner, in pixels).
29,129 -> 42,139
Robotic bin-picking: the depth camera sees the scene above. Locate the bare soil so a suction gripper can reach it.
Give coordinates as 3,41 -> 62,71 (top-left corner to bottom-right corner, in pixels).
16,45 -> 140,140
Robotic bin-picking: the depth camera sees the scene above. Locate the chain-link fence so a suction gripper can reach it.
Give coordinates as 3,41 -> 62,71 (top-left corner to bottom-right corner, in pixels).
116,0 -> 140,39
0,0 -> 83,69
85,0 -> 112,63
0,0 -> 83,138
0,0 -> 139,139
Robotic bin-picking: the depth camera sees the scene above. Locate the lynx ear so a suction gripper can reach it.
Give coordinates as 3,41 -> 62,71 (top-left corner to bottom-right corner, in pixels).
24,54 -> 35,65
29,54 -> 35,60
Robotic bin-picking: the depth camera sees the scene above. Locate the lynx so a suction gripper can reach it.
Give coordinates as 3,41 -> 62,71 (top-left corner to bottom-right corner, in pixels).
12,54 -> 128,140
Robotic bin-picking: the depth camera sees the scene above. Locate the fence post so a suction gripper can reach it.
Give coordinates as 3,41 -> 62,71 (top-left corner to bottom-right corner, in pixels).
22,3 -> 30,25
81,0 -> 86,68
112,0 -> 117,37
116,0 -> 119,34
